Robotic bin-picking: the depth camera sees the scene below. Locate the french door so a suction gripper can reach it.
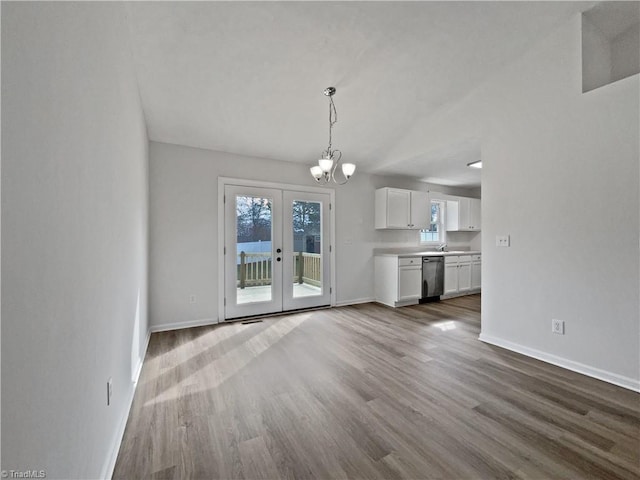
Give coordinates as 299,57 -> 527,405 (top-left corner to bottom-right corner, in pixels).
224,185 -> 331,319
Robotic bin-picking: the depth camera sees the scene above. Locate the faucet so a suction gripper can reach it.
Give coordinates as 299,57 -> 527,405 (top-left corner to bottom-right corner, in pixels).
436,243 -> 447,252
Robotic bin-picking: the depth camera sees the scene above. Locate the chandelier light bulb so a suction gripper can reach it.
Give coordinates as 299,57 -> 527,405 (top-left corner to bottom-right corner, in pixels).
310,166 -> 323,179
318,157 -> 334,173
342,163 -> 356,178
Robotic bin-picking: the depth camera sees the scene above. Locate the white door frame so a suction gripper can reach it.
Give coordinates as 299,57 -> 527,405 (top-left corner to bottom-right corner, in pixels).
224,184 -> 284,319
218,177 -> 336,322
282,190 -> 332,311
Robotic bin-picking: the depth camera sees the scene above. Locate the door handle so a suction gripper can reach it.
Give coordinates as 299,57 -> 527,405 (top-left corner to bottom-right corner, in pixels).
276,248 -> 282,253
276,257 -> 281,262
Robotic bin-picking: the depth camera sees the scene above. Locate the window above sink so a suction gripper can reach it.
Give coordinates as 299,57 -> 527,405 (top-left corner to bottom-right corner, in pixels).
420,199 -> 445,245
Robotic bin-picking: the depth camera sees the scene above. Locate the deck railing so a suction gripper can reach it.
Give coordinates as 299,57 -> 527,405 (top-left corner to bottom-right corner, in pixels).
238,251 -> 321,288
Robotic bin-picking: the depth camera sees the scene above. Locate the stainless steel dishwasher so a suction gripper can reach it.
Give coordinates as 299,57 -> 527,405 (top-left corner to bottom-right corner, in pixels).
421,256 -> 444,301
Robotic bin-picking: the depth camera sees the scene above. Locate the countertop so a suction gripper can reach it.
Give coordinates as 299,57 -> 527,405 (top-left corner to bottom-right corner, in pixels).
375,250 -> 481,258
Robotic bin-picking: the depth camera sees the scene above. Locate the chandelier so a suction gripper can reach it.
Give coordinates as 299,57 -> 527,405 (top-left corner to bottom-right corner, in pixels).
310,87 -> 356,184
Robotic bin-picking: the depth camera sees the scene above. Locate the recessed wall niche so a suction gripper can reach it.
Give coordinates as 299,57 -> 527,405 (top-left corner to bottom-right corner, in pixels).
582,1 -> 640,93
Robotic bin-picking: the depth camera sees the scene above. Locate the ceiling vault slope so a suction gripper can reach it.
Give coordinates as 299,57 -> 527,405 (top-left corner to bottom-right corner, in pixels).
125,1 -> 592,187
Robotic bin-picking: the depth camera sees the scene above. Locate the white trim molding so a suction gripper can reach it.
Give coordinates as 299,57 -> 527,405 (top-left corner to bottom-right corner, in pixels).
150,317 -> 219,333
479,333 -> 640,392
335,297 -> 375,307
101,329 -> 152,480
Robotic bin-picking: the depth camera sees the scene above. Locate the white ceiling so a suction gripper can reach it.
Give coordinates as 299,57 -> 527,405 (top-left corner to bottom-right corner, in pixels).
125,1 -> 592,187
583,1 -> 640,40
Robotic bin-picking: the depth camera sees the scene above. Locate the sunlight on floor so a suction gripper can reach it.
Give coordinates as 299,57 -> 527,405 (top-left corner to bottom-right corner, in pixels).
144,313 -> 310,405
434,321 -> 456,331
142,323 -> 248,379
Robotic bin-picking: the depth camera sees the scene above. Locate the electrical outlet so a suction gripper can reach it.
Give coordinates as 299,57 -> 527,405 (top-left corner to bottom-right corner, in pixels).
189,294 -> 197,304
107,377 -> 113,406
552,319 -> 565,335
496,235 -> 510,247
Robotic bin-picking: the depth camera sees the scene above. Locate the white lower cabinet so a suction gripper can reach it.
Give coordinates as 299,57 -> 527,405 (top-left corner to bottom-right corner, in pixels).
376,253 -> 481,306
471,254 -> 481,290
458,258 -> 472,293
398,263 -> 422,301
443,255 -> 477,298
375,256 -> 422,307
444,262 -> 459,295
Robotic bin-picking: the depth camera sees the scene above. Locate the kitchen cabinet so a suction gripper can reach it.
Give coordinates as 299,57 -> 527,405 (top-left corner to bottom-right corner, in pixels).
374,256 -> 422,307
458,259 -> 472,293
444,261 -> 458,295
469,199 -> 481,230
471,254 -> 481,290
443,255 -> 473,297
446,197 -> 481,231
375,188 -> 430,229
398,259 -> 423,301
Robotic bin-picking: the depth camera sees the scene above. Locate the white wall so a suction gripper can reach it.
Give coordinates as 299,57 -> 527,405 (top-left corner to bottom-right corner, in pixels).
148,141 -> 476,329
480,15 -> 639,389
2,3 -> 149,478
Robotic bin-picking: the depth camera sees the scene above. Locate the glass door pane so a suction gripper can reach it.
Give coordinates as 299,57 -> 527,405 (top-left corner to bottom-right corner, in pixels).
224,185 -> 282,319
291,200 -> 323,299
235,195 -> 273,304
283,191 -> 331,311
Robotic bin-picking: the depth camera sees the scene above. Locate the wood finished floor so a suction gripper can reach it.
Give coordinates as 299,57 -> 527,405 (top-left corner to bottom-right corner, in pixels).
113,295 -> 640,479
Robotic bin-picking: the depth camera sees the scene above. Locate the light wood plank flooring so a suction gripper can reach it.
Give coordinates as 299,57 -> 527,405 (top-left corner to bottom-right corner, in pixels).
114,295 -> 640,479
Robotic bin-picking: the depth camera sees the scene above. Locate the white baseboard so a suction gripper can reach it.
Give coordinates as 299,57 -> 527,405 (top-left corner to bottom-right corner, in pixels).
441,288 -> 480,300
335,297 -> 375,307
101,328 -> 152,479
479,332 -> 640,393
131,329 -> 151,386
150,317 -> 219,333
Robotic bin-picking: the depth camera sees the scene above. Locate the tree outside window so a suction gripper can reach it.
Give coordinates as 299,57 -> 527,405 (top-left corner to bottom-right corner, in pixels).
420,200 -> 445,244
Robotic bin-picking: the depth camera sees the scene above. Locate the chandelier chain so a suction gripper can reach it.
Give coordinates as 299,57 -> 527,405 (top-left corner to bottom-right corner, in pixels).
327,96 -> 337,153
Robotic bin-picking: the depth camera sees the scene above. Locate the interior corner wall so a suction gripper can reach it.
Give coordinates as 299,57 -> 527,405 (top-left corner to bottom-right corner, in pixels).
611,22 -> 640,82
581,15 -> 613,92
2,3 -> 149,479
480,15 -> 640,389
148,141 -> 475,330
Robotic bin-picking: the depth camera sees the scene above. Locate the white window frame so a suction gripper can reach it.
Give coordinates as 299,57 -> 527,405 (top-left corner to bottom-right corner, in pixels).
419,199 -> 446,245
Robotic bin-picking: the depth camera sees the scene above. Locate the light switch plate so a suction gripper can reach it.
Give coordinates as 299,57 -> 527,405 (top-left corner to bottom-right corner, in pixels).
496,235 -> 510,247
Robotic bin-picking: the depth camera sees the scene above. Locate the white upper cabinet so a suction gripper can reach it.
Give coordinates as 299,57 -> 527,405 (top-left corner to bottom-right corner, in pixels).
446,197 -> 481,231
382,188 -> 410,228
409,191 -> 430,230
469,198 -> 481,230
375,188 -> 430,229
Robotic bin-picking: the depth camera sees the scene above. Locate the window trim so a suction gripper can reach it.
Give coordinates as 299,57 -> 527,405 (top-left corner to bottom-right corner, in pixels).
419,199 -> 446,245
